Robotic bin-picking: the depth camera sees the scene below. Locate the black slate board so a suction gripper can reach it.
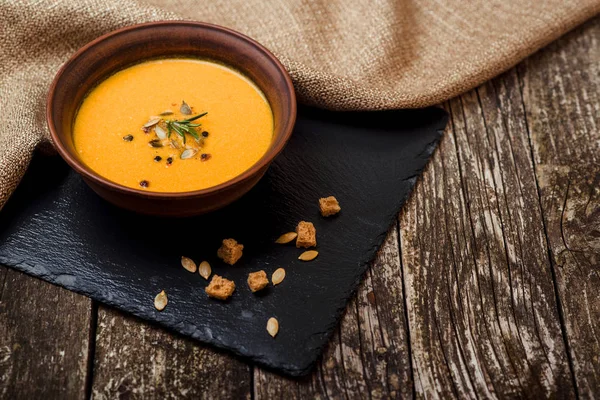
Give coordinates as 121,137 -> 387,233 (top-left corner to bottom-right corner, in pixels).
0,106 -> 447,376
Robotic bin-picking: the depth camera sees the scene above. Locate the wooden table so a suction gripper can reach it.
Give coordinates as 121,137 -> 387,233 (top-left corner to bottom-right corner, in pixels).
1,16 -> 598,400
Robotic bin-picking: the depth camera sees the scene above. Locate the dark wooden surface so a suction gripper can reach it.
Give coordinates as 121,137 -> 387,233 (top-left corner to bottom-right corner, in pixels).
1,16 -> 599,400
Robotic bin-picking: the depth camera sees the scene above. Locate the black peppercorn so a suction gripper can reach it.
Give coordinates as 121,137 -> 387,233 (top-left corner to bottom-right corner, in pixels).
166,157 -> 173,165
200,153 -> 212,161
154,156 -> 162,162
123,134 -> 134,141
201,131 -> 209,138
140,180 -> 149,188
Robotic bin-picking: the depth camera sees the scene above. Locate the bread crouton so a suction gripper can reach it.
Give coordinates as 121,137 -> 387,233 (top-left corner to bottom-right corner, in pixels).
217,238 -> 244,265
296,221 -> 316,248
319,196 -> 341,217
247,270 -> 269,292
205,275 -> 235,300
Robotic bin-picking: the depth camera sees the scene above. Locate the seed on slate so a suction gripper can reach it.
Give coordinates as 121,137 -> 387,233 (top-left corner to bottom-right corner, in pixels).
181,256 -> 197,273
272,268 -> 286,285
298,250 -> 318,261
275,232 -> 297,244
267,317 -> 279,338
181,148 -> 197,160
140,180 -> 149,188
155,125 -> 167,140
201,131 -> 209,138
180,100 -> 192,115
149,139 -> 163,148
154,290 -> 168,311
200,153 -> 212,161
154,156 -> 162,162
199,261 -> 211,280
143,118 -> 161,128
123,134 -> 134,141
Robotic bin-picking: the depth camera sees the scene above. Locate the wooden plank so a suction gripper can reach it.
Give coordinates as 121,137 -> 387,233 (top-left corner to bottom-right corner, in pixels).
519,16 -> 600,397
399,67 -> 575,396
253,226 -> 413,399
0,267 -> 92,399
91,306 -> 251,399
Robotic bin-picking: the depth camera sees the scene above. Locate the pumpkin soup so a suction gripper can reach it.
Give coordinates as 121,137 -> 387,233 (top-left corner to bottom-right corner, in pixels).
73,59 -> 273,192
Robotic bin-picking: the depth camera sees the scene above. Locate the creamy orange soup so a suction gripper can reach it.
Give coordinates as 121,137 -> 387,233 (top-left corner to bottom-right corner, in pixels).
73,59 -> 273,192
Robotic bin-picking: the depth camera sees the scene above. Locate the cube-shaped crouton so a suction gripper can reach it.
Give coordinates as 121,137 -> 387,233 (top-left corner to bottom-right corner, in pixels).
247,270 -> 269,292
296,221 -> 316,248
319,196 -> 341,217
205,275 -> 235,300
217,238 -> 244,265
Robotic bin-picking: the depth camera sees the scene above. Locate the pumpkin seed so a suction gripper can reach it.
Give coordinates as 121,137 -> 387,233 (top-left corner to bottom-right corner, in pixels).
123,134 -> 134,142
180,100 -> 192,115
275,232 -> 297,244
143,118 -> 161,128
298,250 -> 319,261
155,125 -> 167,140
181,256 -> 197,273
154,290 -> 168,311
199,261 -> 211,280
170,139 -> 181,149
159,110 -> 174,116
267,317 -> 279,338
149,139 -> 163,148
180,148 -> 197,160
272,268 -> 286,285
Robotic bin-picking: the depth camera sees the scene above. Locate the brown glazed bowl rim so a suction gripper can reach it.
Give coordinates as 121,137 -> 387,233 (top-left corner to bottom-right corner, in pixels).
47,20 -> 296,199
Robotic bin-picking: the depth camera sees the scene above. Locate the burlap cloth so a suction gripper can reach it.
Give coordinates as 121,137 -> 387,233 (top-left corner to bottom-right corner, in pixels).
1,0 -> 599,211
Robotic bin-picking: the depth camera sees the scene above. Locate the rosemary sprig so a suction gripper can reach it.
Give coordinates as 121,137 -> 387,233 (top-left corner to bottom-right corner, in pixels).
165,112 -> 208,144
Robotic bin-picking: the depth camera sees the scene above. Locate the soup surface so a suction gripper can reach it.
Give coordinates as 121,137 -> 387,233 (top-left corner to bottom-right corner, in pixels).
73,58 -> 273,192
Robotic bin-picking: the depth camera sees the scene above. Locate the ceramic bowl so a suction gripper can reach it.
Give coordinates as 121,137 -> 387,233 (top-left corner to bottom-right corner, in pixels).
47,21 -> 296,217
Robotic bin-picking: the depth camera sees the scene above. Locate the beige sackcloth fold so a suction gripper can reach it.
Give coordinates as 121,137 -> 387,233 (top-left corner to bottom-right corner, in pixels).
1,0 -> 599,211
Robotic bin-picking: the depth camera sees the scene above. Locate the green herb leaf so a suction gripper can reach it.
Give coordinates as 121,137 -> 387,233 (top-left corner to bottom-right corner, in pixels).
182,112 -> 207,123
178,124 -> 200,140
171,124 -> 187,144
165,112 -> 207,145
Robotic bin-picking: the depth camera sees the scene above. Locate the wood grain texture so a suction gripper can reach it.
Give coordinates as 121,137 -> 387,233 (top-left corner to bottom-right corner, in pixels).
91,306 -> 251,399
0,267 -> 92,399
397,16 -> 599,399
519,17 -> 600,397
399,72 -> 574,399
253,226 -> 413,399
